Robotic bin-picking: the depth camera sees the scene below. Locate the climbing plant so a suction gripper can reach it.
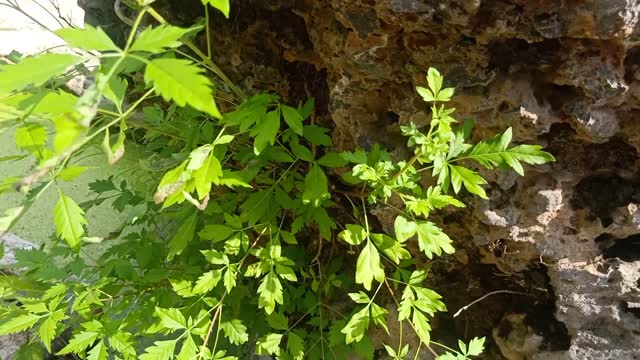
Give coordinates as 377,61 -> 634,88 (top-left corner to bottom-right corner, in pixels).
0,1 -> 554,359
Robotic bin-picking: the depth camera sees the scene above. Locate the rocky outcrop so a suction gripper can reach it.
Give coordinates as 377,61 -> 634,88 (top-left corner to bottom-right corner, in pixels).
245,1 -> 640,358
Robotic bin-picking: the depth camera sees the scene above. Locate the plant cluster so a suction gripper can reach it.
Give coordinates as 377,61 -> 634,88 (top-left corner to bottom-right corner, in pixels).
0,1 -> 554,359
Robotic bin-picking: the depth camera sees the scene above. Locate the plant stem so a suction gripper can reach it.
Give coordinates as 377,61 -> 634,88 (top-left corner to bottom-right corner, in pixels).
146,6 -> 246,100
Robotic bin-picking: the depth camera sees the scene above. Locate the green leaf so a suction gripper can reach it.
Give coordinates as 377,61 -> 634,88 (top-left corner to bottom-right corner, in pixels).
54,191 -> 87,249
348,291 -> 370,304
15,124 -> 47,153
176,335 -> 197,360
412,311 -> 431,344
415,221 -> 454,259
256,333 -> 283,356
394,216 -> 417,243
405,186 -> 465,217
258,271 -> 283,314
87,340 -> 107,360
145,58 -> 221,118
192,152 -> 222,199
139,340 -> 177,360
252,109 -> 280,155
341,306 -> 369,344
266,312 -> 289,330
155,307 -> 187,330
467,337 -> 485,356
355,240 -> 385,291
168,212 -> 198,260
58,165 -> 89,181
301,164 -> 330,207
448,164 -> 488,199
0,53 -> 83,94
199,224 -> 235,242
416,86 -> 435,102
426,67 -> 443,98
202,0 -> 230,18
0,206 -> 23,232
193,269 -> 221,294
0,314 -> 41,335
463,128 -> 554,176
56,25 -> 119,51
104,76 -> 128,110
287,332 -> 305,360
281,105 -> 303,135
57,329 -> 101,355
303,125 -> 332,146
317,152 -> 348,167
38,316 -> 59,352
223,266 -> 237,292
339,224 -> 367,246
370,233 -> 410,264
130,25 -> 192,53
220,319 -> 248,345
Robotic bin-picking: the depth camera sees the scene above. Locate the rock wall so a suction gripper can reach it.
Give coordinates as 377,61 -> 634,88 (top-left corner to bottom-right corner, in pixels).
297,1 -> 640,358
86,0 -> 640,358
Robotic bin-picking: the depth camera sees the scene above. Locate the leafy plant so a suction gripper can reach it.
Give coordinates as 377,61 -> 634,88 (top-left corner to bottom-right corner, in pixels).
0,2 -> 553,359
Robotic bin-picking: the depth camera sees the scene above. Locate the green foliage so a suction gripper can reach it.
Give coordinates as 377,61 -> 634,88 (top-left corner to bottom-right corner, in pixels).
0,3 -> 553,359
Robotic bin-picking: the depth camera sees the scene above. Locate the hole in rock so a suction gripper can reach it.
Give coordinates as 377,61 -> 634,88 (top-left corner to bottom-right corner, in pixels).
571,174 -> 639,225
602,234 -> 640,262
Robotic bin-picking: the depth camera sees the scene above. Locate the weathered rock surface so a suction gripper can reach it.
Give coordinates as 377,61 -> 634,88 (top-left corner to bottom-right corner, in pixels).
208,1 -> 640,358
81,0 -> 640,358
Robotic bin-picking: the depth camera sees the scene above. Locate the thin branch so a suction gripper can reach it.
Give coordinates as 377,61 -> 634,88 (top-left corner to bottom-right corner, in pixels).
452,290 -> 531,318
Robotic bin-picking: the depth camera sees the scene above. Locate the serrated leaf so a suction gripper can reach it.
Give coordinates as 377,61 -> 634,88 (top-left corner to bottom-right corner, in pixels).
202,0 -> 230,18
256,333 -> 283,355
220,319 -> 248,345
15,124 -> 47,153
56,25 -> 119,51
155,307 -> 186,330
341,306 -> 369,344
145,58 -> 221,118
54,191 -> 87,249
193,270 -> 221,294
223,266 -> 237,292
139,340 -> 177,360
287,332 -> 305,360
448,164 -> 488,199
467,337 -> 485,356
37,316 -> 59,349
463,128 -> 554,176
57,329 -> 101,355
281,105 -> 303,135
301,164 -> 330,207
303,125 -> 332,146
130,25 -> 192,53
168,212 -> 197,260
199,224 -> 235,242
339,224 -> 367,246
412,310 -> 431,344
415,221 -> 454,259
266,312 -> 289,330
258,271 -> 283,314
193,152 -> 222,199
0,313 -> 41,335
355,240 -> 385,290
252,109 -> 280,155
87,340 -> 107,360
176,335 -> 197,360
0,53 -> 83,94
371,233 -> 411,264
